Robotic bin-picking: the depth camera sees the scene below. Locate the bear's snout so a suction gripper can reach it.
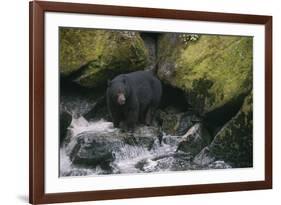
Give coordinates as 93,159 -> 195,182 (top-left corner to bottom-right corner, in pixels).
117,93 -> 126,105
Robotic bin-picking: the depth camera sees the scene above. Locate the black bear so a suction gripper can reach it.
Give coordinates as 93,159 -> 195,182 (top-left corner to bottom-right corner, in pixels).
106,70 -> 162,130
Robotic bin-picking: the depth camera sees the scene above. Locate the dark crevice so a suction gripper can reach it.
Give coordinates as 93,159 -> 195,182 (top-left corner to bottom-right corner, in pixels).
159,83 -> 190,112
60,75 -> 107,118
203,91 -> 250,137
63,62 -> 92,83
60,75 -> 98,96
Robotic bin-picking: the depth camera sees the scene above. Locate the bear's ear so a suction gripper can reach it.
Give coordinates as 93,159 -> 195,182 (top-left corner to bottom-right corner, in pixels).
107,80 -> 111,87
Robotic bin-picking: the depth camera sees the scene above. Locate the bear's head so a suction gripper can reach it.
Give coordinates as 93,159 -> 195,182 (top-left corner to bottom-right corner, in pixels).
107,76 -> 129,106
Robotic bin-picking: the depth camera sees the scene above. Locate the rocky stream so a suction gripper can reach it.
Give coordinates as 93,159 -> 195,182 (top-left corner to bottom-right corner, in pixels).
59,28 -> 253,176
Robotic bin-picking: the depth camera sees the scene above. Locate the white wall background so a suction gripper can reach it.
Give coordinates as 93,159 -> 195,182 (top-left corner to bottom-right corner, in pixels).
0,0 -> 279,204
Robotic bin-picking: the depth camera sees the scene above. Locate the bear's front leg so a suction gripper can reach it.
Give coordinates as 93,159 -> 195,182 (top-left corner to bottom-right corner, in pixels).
125,109 -> 138,132
110,110 -> 121,128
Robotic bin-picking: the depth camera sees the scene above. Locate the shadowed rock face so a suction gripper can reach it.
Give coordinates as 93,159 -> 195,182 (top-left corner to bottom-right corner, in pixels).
193,94 -> 253,168
59,110 -> 72,144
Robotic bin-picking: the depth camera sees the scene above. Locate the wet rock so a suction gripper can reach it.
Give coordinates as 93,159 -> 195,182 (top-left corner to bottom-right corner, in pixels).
61,165 -> 121,176
193,147 -> 216,166
60,28 -> 149,87
177,123 -> 212,156
159,110 -> 200,136
61,168 -> 94,177
59,110 -> 72,144
122,126 -> 160,150
135,152 -> 193,172
161,135 -> 182,147
177,112 -> 201,135
69,131 -> 121,169
66,125 -> 159,170
157,34 -> 253,115
135,159 -> 159,172
194,94 -> 253,168
208,161 -> 232,169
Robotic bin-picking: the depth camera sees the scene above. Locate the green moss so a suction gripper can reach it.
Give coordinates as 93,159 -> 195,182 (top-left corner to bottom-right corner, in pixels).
157,34 -> 253,113
60,28 -> 149,87
59,28 -> 101,75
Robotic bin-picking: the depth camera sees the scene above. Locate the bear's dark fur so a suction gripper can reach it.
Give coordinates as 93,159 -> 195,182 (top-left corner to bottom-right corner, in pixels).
106,70 -> 162,130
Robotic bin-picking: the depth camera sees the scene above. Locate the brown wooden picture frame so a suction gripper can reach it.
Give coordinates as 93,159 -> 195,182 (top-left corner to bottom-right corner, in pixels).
29,1 -> 272,204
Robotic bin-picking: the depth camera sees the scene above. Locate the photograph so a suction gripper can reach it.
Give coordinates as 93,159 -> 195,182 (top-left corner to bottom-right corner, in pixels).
59,27 -> 253,177
29,1 -> 272,203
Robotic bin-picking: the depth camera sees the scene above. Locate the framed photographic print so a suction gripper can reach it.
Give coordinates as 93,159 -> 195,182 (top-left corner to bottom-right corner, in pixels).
29,1 -> 272,204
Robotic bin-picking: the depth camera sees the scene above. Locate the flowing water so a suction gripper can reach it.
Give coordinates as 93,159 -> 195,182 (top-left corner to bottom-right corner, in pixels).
60,116 -> 200,176
59,95 -> 231,177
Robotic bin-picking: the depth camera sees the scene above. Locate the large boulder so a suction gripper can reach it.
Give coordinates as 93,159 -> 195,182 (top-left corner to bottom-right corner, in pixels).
157,34 -> 253,114
66,126 -> 160,170
193,94 -> 253,167
60,28 -> 149,87
68,131 -> 121,169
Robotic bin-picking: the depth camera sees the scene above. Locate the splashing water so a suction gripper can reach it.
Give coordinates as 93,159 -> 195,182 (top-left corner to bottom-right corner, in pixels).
59,96 -> 231,177
69,117 -> 116,138
60,115 -> 190,176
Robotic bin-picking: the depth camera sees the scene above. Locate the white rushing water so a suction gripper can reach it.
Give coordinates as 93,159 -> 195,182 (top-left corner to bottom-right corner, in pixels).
59,109 -> 231,176
70,117 -> 116,137
59,115 -> 187,176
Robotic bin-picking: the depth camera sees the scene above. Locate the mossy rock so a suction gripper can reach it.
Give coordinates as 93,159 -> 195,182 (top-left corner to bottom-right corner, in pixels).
157,34 -> 253,114
60,28 -> 149,87
195,94 -> 253,167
